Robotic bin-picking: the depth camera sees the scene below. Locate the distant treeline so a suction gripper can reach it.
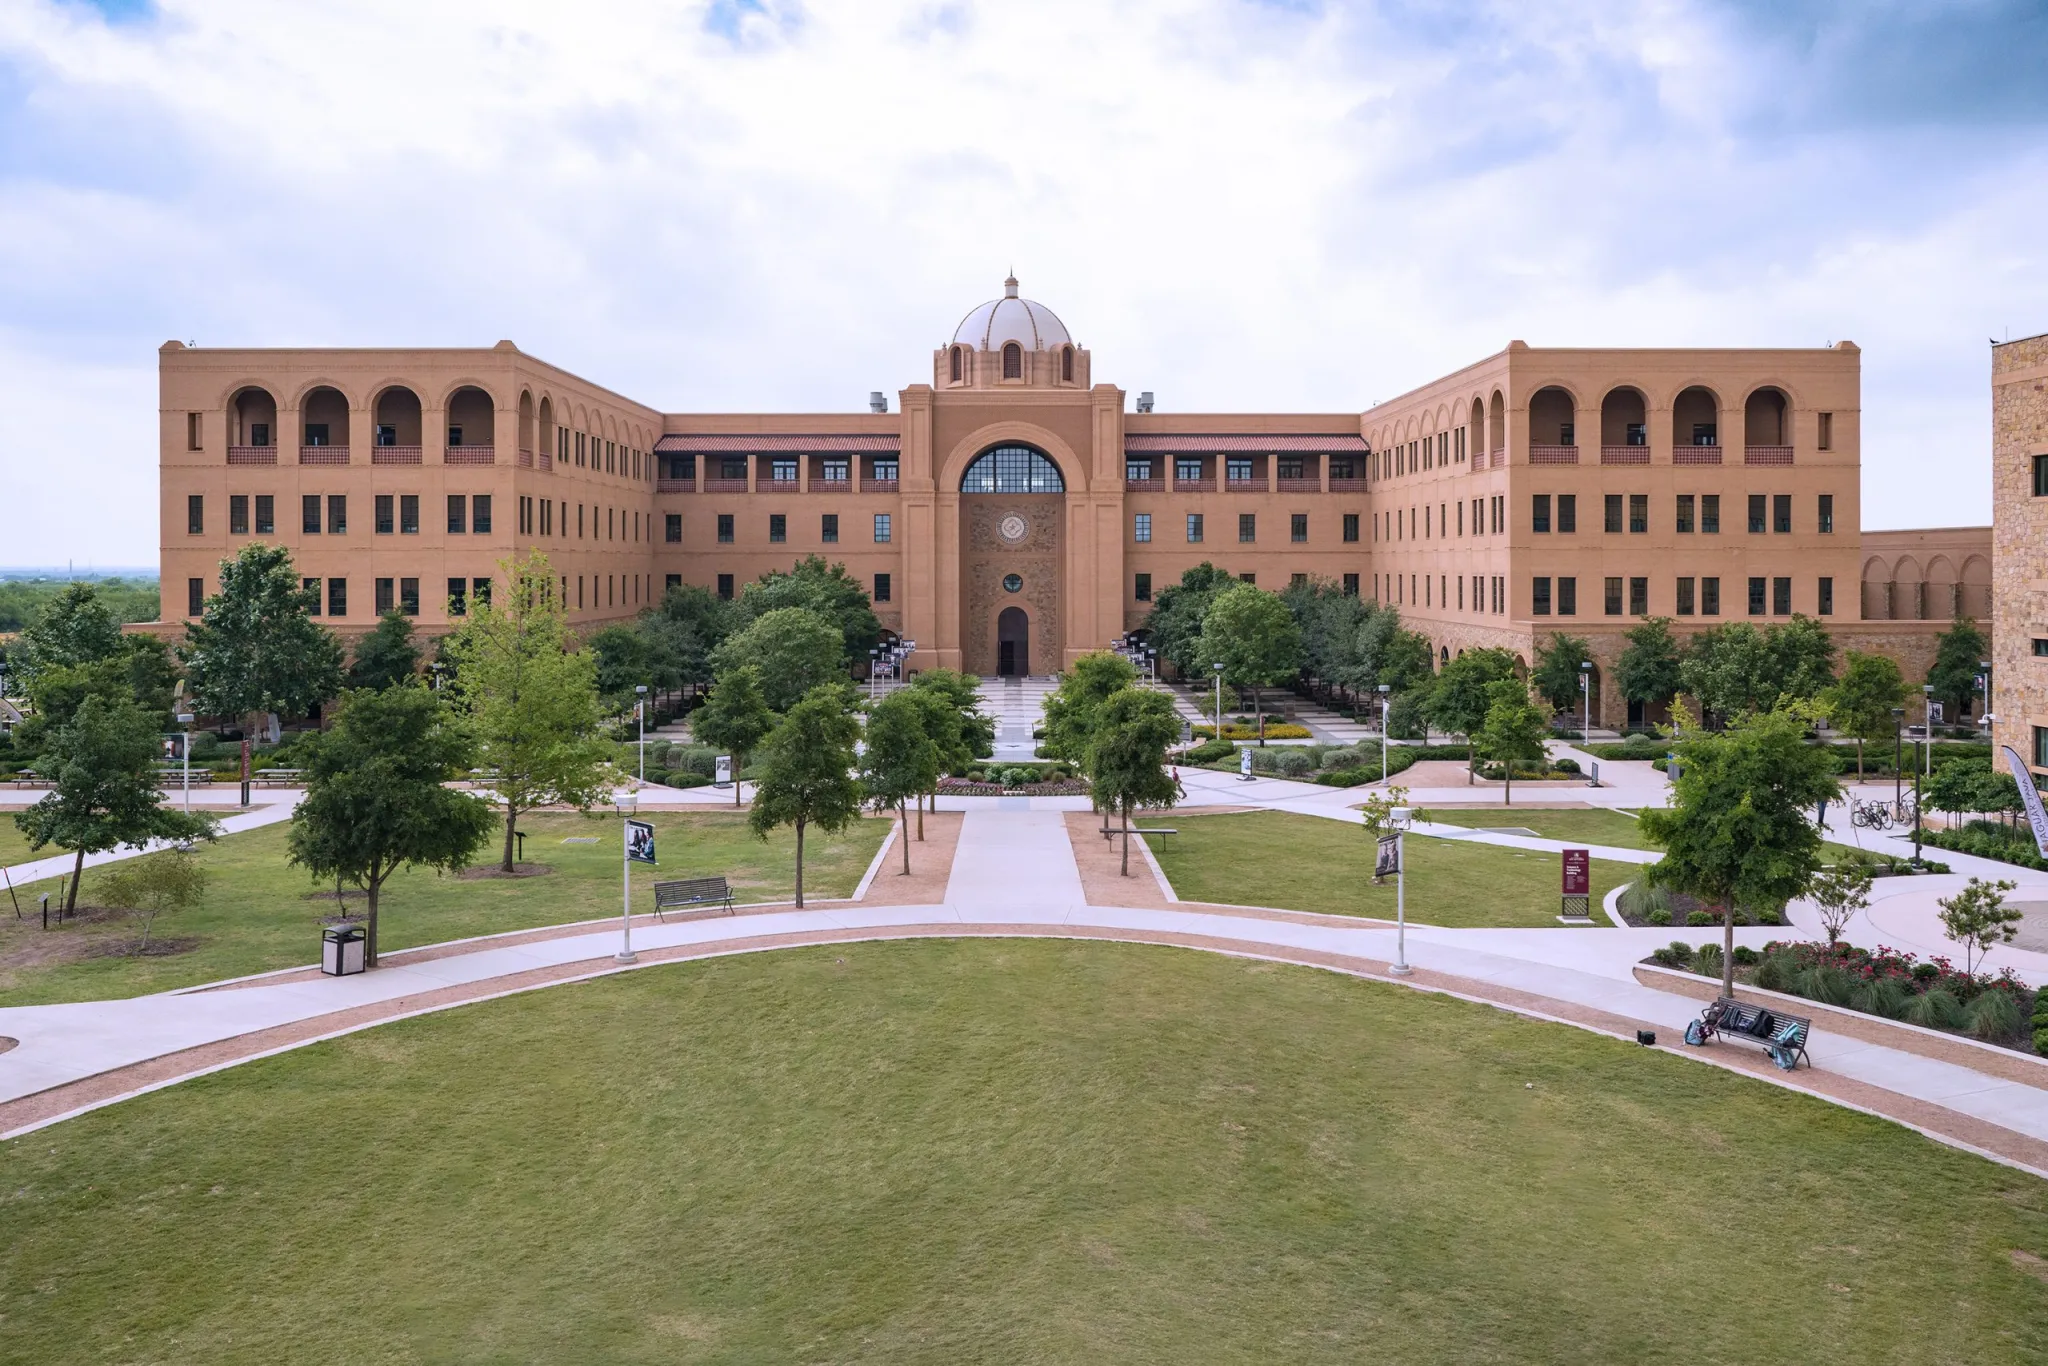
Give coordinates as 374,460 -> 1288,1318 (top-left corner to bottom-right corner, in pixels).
0,577 -> 159,632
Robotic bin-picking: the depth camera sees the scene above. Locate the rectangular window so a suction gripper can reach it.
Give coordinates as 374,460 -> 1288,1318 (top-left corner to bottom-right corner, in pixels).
399,577 -> 419,615
302,495 -> 321,534
400,494 -> 419,534
1343,572 -> 1359,595
187,577 -> 203,616
1748,576 -> 1766,615
448,578 -> 467,616
665,513 -> 682,543
2035,638 -> 2048,657
187,494 -> 204,535
305,423 -> 330,447
230,494 -> 249,534
1240,573 -> 1256,586
1293,572 -> 1310,590
1238,513 -> 1256,543
1187,513 -> 1204,542
327,495 -> 346,535
717,574 -> 735,600
303,577 -> 321,613
1135,572 -> 1153,602
187,412 -> 203,450
448,426 -> 464,450
873,572 -> 891,603
1604,576 -> 1623,616
1290,513 -> 1307,543
1533,577 -> 1552,616
1818,577 -> 1834,615
1278,457 -> 1304,481
1748,494 -> 1766,534
577,505 -> 584,538
254,494 -> 273,534
2036,726 -> 2048,769
1531,494 -> 1551,533
873,513 -> 891,543
328,578 -> 347,617
473,576 -> 491,608
1818,412 -> 1833,450
473,495 -> 491,535
1343,512 -> 1359,542
1702,576 -> 1720,615
250,421 -> 270,448
1626,421 -> 1646,446
1558,576 -> 1577,615
540,499 -> 552,536
376,424 -> 397,447
1773,576 -> 1792,615
375,577 -> 394,614
1676,494 -> 1695,533
1692,422 -> 1717,447
1772,493 -> 1791,533
717,514 -> 734,544
1134,512 -> 1152,543
1226,456 -> 1253,482
1701,494 -> 1720,534
1604,494 -> 1623,533
822,458 -> 849,483
447,495 -> 466,534
665,574 -> 681,592
1818,494 -> 1834,533
1677,577 -> 1696,615
821,513 -> 839,543
769,513 -> 787,543
1629,494 -> 1647,533
1557,494 -> 1576,534
770,458 -> 797,483
1176,457 -> 1203,482
1630,576 -> 1648,616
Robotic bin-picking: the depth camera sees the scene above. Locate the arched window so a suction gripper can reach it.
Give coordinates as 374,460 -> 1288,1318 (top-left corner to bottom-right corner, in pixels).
1002,341 -> 1022,380
960,444 -> 1065,493
949,346 -> 963,383
1061,345 -> 1074,382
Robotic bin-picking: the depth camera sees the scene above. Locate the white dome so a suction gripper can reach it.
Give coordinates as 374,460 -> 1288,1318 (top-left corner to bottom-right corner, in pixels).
951,275 -> 1072,351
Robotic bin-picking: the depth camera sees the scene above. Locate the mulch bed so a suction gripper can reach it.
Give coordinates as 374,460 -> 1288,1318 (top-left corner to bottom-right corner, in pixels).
81,936 -> 201,961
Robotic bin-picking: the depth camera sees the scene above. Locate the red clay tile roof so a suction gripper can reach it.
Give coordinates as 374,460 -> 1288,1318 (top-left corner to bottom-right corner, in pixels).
1124,434 -> 1368,453
654,434 -> 900,453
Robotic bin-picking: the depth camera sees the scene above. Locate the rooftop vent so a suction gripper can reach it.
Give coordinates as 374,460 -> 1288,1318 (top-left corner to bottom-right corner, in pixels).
1136,391 -> 1155,413
869,391 -> 888,413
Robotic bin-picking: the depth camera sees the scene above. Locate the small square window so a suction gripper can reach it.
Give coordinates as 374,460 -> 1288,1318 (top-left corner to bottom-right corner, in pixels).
1133,512 -> 1152,543
1226,457 -> 1254,482
1239,573 -> 1256,585
1175,457 -> 1203,482
771,458 -> 797,483
1238,513 -> 1255,543
1134,573 -> 1152,602
873,573 -> 891,603
2034,639 -> 2048,657
1532,577 -> 1552,616
1126,458 -> 1154,482
666,574 -> 681,591
717,514 -> 734,544
769,513 -> 786,543
873,513 -> 892,543
821,513 -> 839,543
1291,572 -> 1309,588
1343,573 -> 1359,595
1290,513 -> 1307,543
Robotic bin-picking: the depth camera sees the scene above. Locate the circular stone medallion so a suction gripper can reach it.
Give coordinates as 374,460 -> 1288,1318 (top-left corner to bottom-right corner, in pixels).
998,514 -> 1029,543
1003,573 -> 1024,593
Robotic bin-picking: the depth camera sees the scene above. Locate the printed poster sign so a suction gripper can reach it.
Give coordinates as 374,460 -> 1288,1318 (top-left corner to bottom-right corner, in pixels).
1561,848 -> 1591,896
626,818 -> 657,865
1374,835 -> 1401,879
715,755 -> 733,787
1239,749 -> 1253,777
2002,746 -> 2048,858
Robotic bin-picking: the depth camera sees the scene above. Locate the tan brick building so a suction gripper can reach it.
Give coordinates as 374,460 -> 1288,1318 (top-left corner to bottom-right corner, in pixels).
1991,333 -> 2048,774
155,278 -> 1964,717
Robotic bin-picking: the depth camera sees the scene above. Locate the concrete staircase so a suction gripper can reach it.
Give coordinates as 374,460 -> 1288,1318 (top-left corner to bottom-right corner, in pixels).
973,675 -> 1056,761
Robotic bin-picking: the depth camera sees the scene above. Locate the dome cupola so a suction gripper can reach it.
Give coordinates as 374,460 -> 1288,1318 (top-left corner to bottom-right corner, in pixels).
938,274 -> 1086,389
951,275 -> 1072,352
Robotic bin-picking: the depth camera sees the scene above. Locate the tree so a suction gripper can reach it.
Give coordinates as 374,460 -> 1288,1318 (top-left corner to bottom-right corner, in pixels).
15,694 -> 218,914
1194,583 -> 1301,743
1825,650 -> 1908,779
9,582 -> 125,696
1040,651 -> 1140,762
1640,705 -> 1842,996
286,686 -> 497,966
1530,633 -> 1592,717
1769,615 -> 1836,706
445,552 -> 615,871
1282,578 -> 1376,704
1927,617 -> 1988,724
346,610 -> 421,691
737,556 -> 883,668
1806,860 -> 1873,946
1615,617 -> 1682,720
691,665 -> 778,808
1426,648 -> 1517,779
1143,562 -> 1236,678
585,623 -> 654,712
905,668 -> 995,764
1374,624 -> 1435,695
860,690 -> 940,875
711,606 -> 844,711
1681,618 -> 1835,723
1474,678 -> 1550,807
749,683 -> 864,908
180,544 -> 345,732
94,848 -> 207,954
1937,876 -> 2022,975
1087,687 -> 1181,876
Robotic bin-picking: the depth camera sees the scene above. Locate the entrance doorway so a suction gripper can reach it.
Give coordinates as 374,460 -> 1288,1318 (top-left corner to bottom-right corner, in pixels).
997,606 -> 1029,676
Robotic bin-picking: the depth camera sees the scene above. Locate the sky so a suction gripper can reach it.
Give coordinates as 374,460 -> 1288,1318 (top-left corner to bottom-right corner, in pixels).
1,0 -> 2044,567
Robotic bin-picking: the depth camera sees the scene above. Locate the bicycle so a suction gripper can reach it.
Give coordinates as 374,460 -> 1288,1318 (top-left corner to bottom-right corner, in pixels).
1851,800 -> 1893,831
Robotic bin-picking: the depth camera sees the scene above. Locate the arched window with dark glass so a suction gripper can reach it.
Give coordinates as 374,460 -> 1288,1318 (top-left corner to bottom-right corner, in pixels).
1061,345 -> 1074,382
960,444 -> 1065,493
949,346 -> 963,383
1002,342 -> 1022,380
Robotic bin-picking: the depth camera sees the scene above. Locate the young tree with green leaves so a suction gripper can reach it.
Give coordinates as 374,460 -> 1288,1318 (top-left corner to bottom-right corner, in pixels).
1806,860 -> 1873,947
736,555 -> 883,668
1937,876 -> 2022,975
1615,617 -> 1683,721
692,665 -> 778,808
1640,705 -> 1842,996
180,543 -> 345,733
1087,687 -> 1182,876
1425,648 -> 1518,780
906,668 -> 996,762
1143,562 -> 1237,678
1040,651 -> 1140,762
1529,633 -> 1593,717
585,622 -> 654,713
9,582 -> 125,696
749,683 -> 864,908
1681,618 -> 1836,723
445,552 -> 615,872
860,690 -> 940,875
711,606 -> 844,711
1927,617 -> 1988,724
345,610 -> 421,691
1195,582 -> 1301,744
93,847 -> 209,954
1474,678 -> 1550,807
15,694 -> 219,914
286,686 -> 496,966
1825,650 -> 1908,779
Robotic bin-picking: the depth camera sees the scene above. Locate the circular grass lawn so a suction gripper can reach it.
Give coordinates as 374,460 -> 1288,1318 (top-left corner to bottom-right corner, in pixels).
4,942 -> 2047,1364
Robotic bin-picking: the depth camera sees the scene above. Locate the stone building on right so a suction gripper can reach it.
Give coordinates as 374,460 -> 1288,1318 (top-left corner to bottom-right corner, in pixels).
1992,332 -> 2048,776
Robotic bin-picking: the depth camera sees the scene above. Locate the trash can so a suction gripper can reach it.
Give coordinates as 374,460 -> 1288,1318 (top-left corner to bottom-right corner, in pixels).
322,924 -> 366,976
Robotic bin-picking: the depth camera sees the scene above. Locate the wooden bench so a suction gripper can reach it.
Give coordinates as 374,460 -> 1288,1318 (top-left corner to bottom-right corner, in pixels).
653,876 -> 735,920
251,769 -> 303,787
1684,996 -> 1811,1071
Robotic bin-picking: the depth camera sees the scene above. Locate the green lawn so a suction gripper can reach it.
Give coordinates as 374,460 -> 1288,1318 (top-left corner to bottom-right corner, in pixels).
1143,810 -> 1631,926
0,811 -> 887,1005
0,820 -> 39,868
3,940 -> 2044,1363
1424,805 -> 1656,849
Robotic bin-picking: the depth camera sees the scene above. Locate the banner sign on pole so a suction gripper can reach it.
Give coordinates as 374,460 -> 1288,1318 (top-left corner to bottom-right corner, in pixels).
1374,835 -> 1400,879
626,818 -> 657,865
2001,746 -> 2048,858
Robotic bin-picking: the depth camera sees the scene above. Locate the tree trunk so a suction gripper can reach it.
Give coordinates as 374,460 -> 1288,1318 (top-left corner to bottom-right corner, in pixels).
734,755 -> 744,808
1855,738 -> 1864,781
66,847 -> 84,916
1253,686 -> 1265,746
1120,805 -> 1131,876
501,806 -> 519,873
1467,740 -> 1475,785
1721,903 -> 1735,998
366,879 -> 381,968
1504,766 -> 1513,807
900,800 -> 911,874
794,819 -> 806,908
917,794 -> 925,841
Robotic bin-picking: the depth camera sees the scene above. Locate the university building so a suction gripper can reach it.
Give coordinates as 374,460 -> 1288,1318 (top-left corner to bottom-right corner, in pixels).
1992,332 -> 2048,776
156,277 -> 1975,723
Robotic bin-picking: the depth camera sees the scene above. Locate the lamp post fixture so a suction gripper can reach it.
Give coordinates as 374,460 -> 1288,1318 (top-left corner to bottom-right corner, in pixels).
1213,662 -> 1225,744
615,789 -> 638,965
1979,658 -> 1993,731
1892,706 -> 1905,813
1378,683 -> 1392,777
1579,661 -> 1592,745
175,711 -> 195,815
429,662 -> 447,692
1924,682 -> 1937,778
635,684 -> 649,788
869,646 -> 881,701
1390,805 -> 1412,976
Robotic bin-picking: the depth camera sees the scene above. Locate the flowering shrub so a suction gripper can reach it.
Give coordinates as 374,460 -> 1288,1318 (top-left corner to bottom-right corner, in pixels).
1757,940 -> 2029,1003
1742,940 -> 2037,1045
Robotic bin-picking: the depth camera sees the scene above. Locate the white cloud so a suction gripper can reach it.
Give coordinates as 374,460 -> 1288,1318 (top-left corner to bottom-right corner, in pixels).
0,0 -> 2042,564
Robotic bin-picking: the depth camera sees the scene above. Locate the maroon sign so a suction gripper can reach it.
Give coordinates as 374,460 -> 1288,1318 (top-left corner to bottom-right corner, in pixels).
1561,848 -> 1591,896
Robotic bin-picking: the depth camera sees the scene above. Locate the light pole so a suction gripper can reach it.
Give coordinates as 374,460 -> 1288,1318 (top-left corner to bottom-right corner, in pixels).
1979,658 -> 1992,731
1579,661 -> 1592,744
1213,662 -> 1225,743
175,711 -> 195,815
1378,683 -> 1392,777
635,683 -> 649,788
1390,805 -> 1412,976
870,646 -> 881,701
615,789 -> 638,965
1924,682 -> 1936,778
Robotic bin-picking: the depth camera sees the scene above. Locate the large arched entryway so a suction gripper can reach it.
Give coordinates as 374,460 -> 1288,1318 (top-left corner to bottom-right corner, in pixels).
997,607 -> 1029,676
